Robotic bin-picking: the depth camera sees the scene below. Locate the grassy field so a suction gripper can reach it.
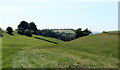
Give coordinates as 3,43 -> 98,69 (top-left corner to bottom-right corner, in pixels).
53,30 -> 75,33
108,31 -> 120,34
2,31 -> 63,68
2,31 -> 118,68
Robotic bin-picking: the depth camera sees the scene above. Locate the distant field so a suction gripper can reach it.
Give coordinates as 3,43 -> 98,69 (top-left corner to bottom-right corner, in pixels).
2,31 -> 118,68
53,30 -> 75,33
108,31 -> 120,33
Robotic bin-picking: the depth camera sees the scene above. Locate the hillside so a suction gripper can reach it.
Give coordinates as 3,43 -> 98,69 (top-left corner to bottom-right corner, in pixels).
0,37 -> 1,68
2,31 -> 64,68
2,32 -> 118,68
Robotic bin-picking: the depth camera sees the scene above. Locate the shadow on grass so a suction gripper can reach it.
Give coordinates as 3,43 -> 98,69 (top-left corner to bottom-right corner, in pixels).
7,32 -> 14,36
34,37 -> 58,44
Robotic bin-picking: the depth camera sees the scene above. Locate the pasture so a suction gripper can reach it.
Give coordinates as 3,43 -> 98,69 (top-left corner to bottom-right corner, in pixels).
2,31 -> 118,68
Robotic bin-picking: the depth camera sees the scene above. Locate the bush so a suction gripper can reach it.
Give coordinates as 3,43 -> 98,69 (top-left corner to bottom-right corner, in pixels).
18,21 -> 30,30
31,30 -> 39,35
6,27 -> 13,34
17,21 -> 38,36
24,29 -> 32,37
75,28 -> 83,39
0,28 -> 2,37
75,28 -> 91,39
17,27 -> 24,35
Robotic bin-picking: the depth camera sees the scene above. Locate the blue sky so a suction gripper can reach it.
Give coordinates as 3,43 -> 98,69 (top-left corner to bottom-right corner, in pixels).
0,0 -> 118,32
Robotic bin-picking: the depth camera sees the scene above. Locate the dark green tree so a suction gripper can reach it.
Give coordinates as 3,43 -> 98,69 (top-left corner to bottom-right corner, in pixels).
24,29 -> 32,37
18,21 -> 30,30
83,28 -> 91,36
17,27 -> 24,35
75,28 -> 91,39
17,21 -> 31,35
6,26 -> 13,34
29,22 -> 37,31
29,22 -> 38,35
75,28 -> 83,39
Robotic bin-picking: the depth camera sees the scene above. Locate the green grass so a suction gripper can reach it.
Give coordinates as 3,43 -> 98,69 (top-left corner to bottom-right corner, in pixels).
53,30 -> 75,33
0,38 -> 2,68
2,31 -> 118,68
2,31 -> 63,68
32,35 -> 64,44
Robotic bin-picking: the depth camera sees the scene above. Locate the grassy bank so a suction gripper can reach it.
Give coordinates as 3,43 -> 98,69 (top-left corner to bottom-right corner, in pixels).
2,32 -> 118,68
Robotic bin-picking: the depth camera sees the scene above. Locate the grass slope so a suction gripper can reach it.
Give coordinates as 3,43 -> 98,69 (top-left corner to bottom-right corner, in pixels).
2,31 -> 63,68
0,38 -> 2,68
2,32 -> 118,68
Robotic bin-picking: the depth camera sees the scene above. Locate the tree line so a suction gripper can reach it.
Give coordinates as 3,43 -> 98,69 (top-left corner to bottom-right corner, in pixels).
51,28 -> 74,30
17,21 -> 38,37
4,20 -> 92,41
38,29 -> 75,41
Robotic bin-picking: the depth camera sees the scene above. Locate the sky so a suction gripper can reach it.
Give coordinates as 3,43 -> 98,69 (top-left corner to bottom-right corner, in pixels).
0,0 -> 119,32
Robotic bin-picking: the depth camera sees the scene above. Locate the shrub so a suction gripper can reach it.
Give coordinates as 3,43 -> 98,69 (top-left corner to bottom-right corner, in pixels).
18,21 -> 30,30
24,29 -> 32,37
6,27 -> 13,34
31,30 -> 34,34
29,22 -> 37,31
75,28 -> 83,39
31,30 -> 39,35
17,27 -> 24,35
75,28 -> 91,39
0,28 -> 2,37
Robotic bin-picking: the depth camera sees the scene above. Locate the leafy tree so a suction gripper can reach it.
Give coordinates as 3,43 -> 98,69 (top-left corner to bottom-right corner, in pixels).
75,28 -> 91,39
17,21 -> 38,36
29,22 -> 38,35
29,22 -> 37,31
18,21 -> 30,30
31,30 -> 34,34
6,26 -> 13,34
17,21 -> 31,35
24,29 -> 32,37
83,28 -> 91,36
17,27 -> 24,35
75,28 -> 83,39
